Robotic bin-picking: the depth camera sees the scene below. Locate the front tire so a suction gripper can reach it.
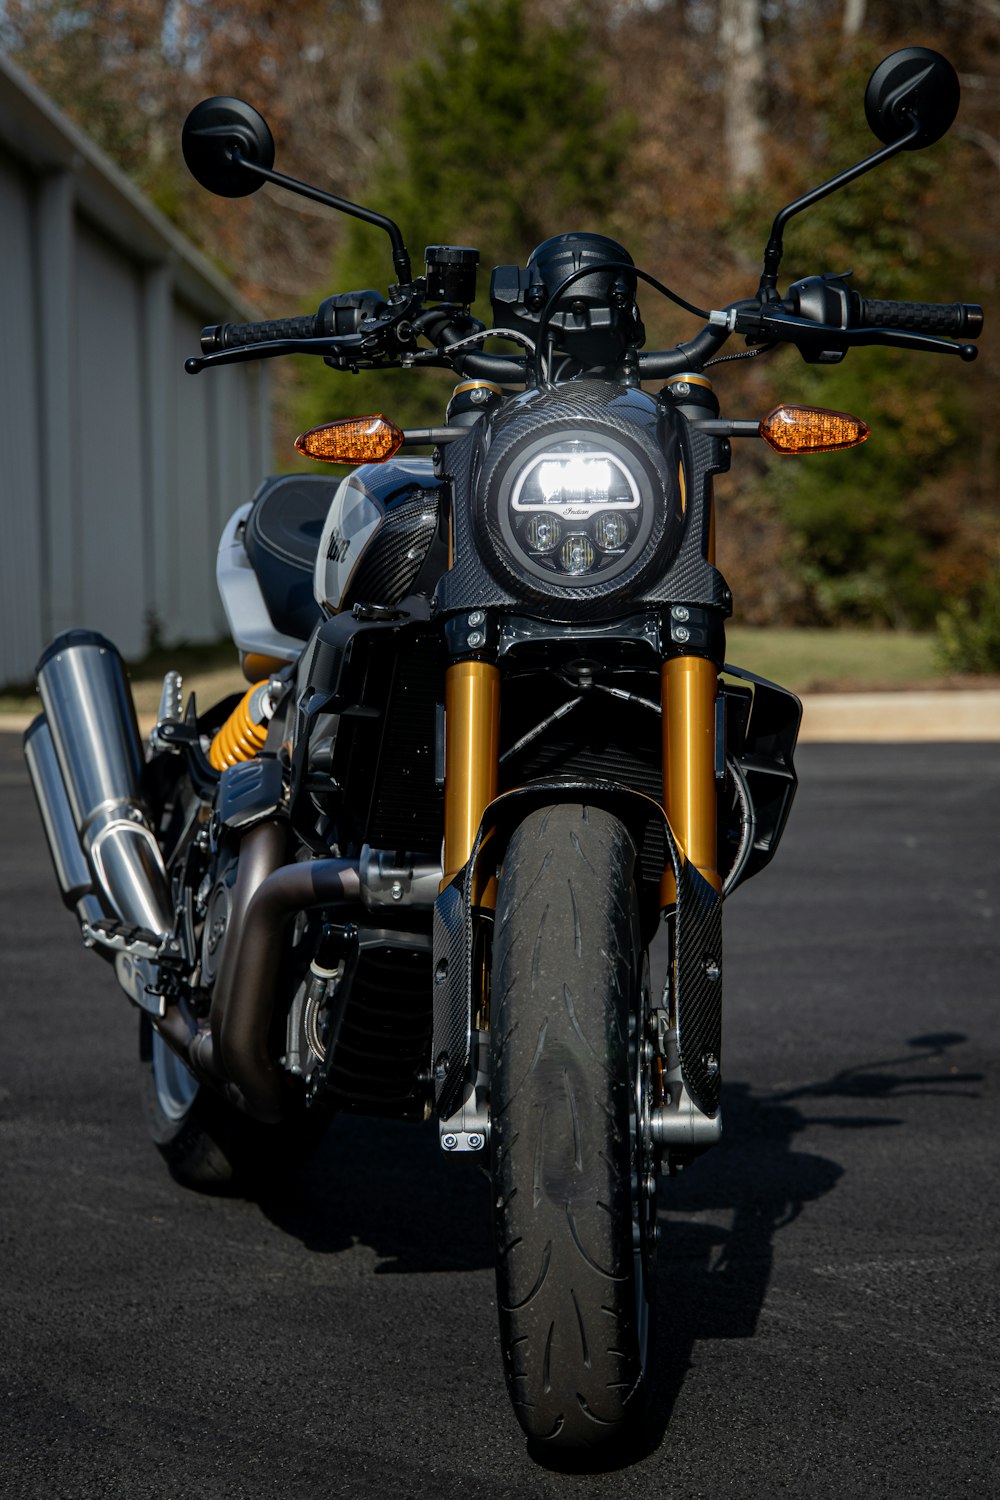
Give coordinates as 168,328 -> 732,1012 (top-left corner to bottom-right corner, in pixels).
490,803 -> 656,1450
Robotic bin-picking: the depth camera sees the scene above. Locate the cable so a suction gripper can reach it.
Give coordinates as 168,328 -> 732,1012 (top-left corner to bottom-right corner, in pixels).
534,261 -> 711,381
705,341 -> 779,369
721,757 -> 756,897
434,326 -> 537,358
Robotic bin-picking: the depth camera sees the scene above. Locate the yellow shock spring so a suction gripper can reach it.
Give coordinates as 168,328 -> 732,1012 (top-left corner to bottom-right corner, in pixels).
209,681 -> 273,771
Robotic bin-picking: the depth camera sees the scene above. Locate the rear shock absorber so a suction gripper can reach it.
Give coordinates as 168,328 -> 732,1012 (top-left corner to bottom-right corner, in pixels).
209,680 -> 280,770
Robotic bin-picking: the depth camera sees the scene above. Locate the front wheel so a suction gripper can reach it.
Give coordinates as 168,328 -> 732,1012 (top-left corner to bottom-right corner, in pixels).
490,804 -> 656,1450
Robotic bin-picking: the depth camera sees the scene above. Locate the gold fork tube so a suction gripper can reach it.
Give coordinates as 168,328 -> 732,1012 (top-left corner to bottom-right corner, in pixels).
442,661 -> 501,890
661,655 -> 721,901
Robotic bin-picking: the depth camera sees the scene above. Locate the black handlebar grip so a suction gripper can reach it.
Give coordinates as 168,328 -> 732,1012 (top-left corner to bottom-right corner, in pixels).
200,313 -> 320,353
858,299 -> 983,338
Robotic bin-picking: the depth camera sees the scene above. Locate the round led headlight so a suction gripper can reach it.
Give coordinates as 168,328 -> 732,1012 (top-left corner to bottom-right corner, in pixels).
483,427 -> 668,596
472,385 -> 683,607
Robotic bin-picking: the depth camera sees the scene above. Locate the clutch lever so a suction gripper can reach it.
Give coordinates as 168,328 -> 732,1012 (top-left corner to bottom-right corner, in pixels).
185,332 -> 371,374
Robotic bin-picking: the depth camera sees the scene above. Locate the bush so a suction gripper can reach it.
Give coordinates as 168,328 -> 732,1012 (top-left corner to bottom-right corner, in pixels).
935,556 -> 1000,674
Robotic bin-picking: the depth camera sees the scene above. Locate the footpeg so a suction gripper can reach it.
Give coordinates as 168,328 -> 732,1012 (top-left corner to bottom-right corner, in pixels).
82,918 -> 173,961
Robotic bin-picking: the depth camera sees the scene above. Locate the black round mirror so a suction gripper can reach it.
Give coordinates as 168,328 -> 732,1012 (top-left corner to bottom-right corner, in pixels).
865,47 -> 960,150
181,97 -> 275,198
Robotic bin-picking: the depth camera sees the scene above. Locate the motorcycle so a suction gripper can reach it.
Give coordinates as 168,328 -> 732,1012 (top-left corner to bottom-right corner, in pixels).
24,46 -> 981,1451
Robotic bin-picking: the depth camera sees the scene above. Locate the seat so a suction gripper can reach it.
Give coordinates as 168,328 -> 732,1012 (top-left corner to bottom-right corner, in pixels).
244,474 -> 336,641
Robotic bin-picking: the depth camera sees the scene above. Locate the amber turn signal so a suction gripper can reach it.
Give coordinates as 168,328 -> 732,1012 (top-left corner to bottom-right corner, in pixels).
760,405 -> 869,454
295,414 -> 404,463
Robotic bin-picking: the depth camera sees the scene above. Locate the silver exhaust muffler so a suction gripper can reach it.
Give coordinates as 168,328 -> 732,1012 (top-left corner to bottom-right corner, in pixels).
23,715 -> 104,927
30,630 -> 172,937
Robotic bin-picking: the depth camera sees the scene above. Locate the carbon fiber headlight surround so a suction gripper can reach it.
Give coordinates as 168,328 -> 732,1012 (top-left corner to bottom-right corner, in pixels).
474,382 -> 682,607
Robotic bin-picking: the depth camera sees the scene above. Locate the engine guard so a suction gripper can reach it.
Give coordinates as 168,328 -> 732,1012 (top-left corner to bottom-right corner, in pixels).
432,780 -> 723,1122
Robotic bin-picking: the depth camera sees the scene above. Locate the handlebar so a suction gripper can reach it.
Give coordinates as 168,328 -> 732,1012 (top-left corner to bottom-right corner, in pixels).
201,314 -> 320,351
188,281 -> 982,378
199,289 -> 389,356
855,298 -> 983,338
719,279 -> 982,364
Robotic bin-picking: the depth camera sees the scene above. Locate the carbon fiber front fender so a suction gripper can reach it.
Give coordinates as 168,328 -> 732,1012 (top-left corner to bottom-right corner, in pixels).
431,780 -> 723,1120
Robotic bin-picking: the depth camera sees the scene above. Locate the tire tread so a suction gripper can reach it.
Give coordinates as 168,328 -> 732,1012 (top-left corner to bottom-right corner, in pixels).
491,803 -> 651,1449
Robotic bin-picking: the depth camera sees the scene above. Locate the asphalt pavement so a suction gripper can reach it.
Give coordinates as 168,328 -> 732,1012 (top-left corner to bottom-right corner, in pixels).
1,738 -> 998,1499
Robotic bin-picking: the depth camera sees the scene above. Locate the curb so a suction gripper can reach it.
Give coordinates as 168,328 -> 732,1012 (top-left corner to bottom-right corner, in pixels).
4,689 -> 1000,743
796,690 -> 1000,743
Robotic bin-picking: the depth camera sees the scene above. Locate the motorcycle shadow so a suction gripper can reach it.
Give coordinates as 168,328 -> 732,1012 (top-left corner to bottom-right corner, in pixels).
257,1030 -> 979,1286
257,1112 -> 494,1274
251,1032 -> 979,1471
637,1029 -> 981,1460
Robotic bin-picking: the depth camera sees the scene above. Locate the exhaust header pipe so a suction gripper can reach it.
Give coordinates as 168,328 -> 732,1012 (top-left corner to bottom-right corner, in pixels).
31,630 -> 172,937
26,630 -> 364,1125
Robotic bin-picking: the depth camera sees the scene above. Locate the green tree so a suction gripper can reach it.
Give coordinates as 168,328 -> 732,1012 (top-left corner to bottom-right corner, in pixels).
1,0 -> 435,298
724,33 -> 988,627
0,0 -> 179,200
293,0 -> 633,435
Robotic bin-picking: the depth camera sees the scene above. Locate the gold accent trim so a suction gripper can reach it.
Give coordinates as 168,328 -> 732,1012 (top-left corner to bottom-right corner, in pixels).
661,657 -> 721,895
442,661 -> 501,891
664,372 -> 714,392
452,379 -> 502,398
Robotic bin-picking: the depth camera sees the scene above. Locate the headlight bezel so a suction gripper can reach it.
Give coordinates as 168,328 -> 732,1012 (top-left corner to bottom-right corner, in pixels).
474,404 -> 681,606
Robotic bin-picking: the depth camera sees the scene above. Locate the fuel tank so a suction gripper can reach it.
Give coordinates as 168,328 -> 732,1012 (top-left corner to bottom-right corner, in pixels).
313,458 -> 444,615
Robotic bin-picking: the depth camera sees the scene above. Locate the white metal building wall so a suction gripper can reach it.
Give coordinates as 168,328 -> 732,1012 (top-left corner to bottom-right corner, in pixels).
0,56 -> 270,686
0,144 -> 46,685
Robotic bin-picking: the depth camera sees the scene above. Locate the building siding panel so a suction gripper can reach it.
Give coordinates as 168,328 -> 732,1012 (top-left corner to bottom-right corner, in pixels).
0,57 -> 269,688
74,219 -> 148,657
0,148 -> 44,684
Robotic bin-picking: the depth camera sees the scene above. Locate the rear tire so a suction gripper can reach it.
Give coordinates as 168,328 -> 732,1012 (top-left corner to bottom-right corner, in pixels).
490,803 -> 656,1450
139,1017 -> 328,1193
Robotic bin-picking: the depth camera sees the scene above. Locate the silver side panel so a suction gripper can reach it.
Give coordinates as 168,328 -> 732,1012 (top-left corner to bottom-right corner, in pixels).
216,504 -> 304,663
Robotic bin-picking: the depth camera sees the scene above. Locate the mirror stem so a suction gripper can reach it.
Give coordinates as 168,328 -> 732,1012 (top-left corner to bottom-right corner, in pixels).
232,151 -> 413,285
758,116 -> 921,297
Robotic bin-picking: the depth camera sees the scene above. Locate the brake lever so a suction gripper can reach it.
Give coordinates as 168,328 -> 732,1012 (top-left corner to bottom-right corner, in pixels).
726,306 -> 977,362
840,328 -> 978,361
